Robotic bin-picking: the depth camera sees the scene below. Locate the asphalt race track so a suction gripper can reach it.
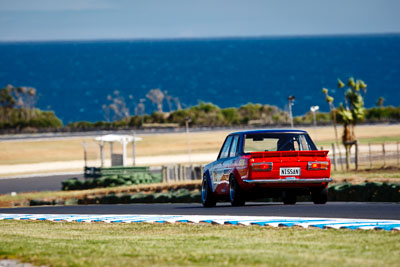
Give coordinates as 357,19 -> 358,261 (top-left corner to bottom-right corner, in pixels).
0,173 -> 84,194
0,202 -> 399,220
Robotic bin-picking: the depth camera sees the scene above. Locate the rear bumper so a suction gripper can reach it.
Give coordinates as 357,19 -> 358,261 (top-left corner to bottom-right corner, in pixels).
243,178 -> 333,184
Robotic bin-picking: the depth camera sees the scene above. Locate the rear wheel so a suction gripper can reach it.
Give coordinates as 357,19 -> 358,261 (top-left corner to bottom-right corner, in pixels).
311,187 -> 328,204
201,176 -> 216,207
229,176 -> 245,206
282,191 -> 297,205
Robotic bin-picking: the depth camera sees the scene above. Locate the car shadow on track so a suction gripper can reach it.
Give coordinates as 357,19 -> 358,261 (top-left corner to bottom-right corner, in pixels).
174,202 -> 305,209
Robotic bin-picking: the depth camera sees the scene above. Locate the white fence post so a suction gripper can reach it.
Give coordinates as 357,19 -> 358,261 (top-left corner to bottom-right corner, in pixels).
331,143 -> 337,171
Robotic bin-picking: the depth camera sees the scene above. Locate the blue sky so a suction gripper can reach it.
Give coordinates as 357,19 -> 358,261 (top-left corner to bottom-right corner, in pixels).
1,0 -> 400,41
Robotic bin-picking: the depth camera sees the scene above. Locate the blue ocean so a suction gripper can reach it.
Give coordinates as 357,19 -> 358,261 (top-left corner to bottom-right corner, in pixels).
0,34 -> 399,123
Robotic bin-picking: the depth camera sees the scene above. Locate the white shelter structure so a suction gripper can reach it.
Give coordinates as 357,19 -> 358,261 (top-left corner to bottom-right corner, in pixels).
94,134 -> 142,167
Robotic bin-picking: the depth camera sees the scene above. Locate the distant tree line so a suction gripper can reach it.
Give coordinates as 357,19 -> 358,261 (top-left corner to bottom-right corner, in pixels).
66,102 -> 289,130
1,84 -> 400,134
294,106 -> 400,125
101,88 -> 182,122
0,85 -> 62,131
67,102 -> 400,132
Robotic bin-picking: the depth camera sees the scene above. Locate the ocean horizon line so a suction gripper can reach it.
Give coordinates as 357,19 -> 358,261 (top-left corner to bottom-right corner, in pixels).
1,32 -> 400,44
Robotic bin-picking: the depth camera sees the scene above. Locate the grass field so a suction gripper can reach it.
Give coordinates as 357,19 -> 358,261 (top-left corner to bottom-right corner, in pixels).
0,220 -> 399,266
1,124 -> 400,166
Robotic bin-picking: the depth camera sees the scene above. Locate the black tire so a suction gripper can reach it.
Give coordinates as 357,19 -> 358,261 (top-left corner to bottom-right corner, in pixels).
282,191 -> 297,205
229,176 -> 245,206
312,187 -> 328,204
201,176 -> 216,207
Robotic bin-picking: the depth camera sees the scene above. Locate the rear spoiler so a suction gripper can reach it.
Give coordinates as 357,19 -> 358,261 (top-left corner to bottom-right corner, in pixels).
250,150 -> 329,158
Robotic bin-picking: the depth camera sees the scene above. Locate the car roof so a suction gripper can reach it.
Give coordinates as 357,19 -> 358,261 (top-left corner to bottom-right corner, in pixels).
229,129 -> 308,136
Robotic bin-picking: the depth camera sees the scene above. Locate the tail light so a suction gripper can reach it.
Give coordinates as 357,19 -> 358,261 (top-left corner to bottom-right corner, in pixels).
252,162 -> 273,172
308,161 -> 329,170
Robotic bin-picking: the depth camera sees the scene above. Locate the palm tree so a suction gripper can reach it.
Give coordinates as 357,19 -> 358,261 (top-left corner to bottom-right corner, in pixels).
323,77 -> 367,170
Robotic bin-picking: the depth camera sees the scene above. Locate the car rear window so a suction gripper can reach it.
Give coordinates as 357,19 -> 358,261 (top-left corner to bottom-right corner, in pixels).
243,133 -> 317,153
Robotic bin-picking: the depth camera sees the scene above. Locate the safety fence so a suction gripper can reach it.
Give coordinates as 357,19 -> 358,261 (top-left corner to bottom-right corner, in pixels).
160,142 -> 400,179
160,165 -> 204,182
329,142 -> 400,171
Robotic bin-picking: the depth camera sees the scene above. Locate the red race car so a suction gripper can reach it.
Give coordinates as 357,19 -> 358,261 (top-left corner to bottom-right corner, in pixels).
201,129 -> 332,207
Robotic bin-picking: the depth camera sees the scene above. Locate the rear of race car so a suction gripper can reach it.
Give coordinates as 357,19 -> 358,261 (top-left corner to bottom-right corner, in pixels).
234,150 -> 332,204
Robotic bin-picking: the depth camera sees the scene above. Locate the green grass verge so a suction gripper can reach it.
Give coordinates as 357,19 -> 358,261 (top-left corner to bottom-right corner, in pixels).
0,221 -> 399,266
